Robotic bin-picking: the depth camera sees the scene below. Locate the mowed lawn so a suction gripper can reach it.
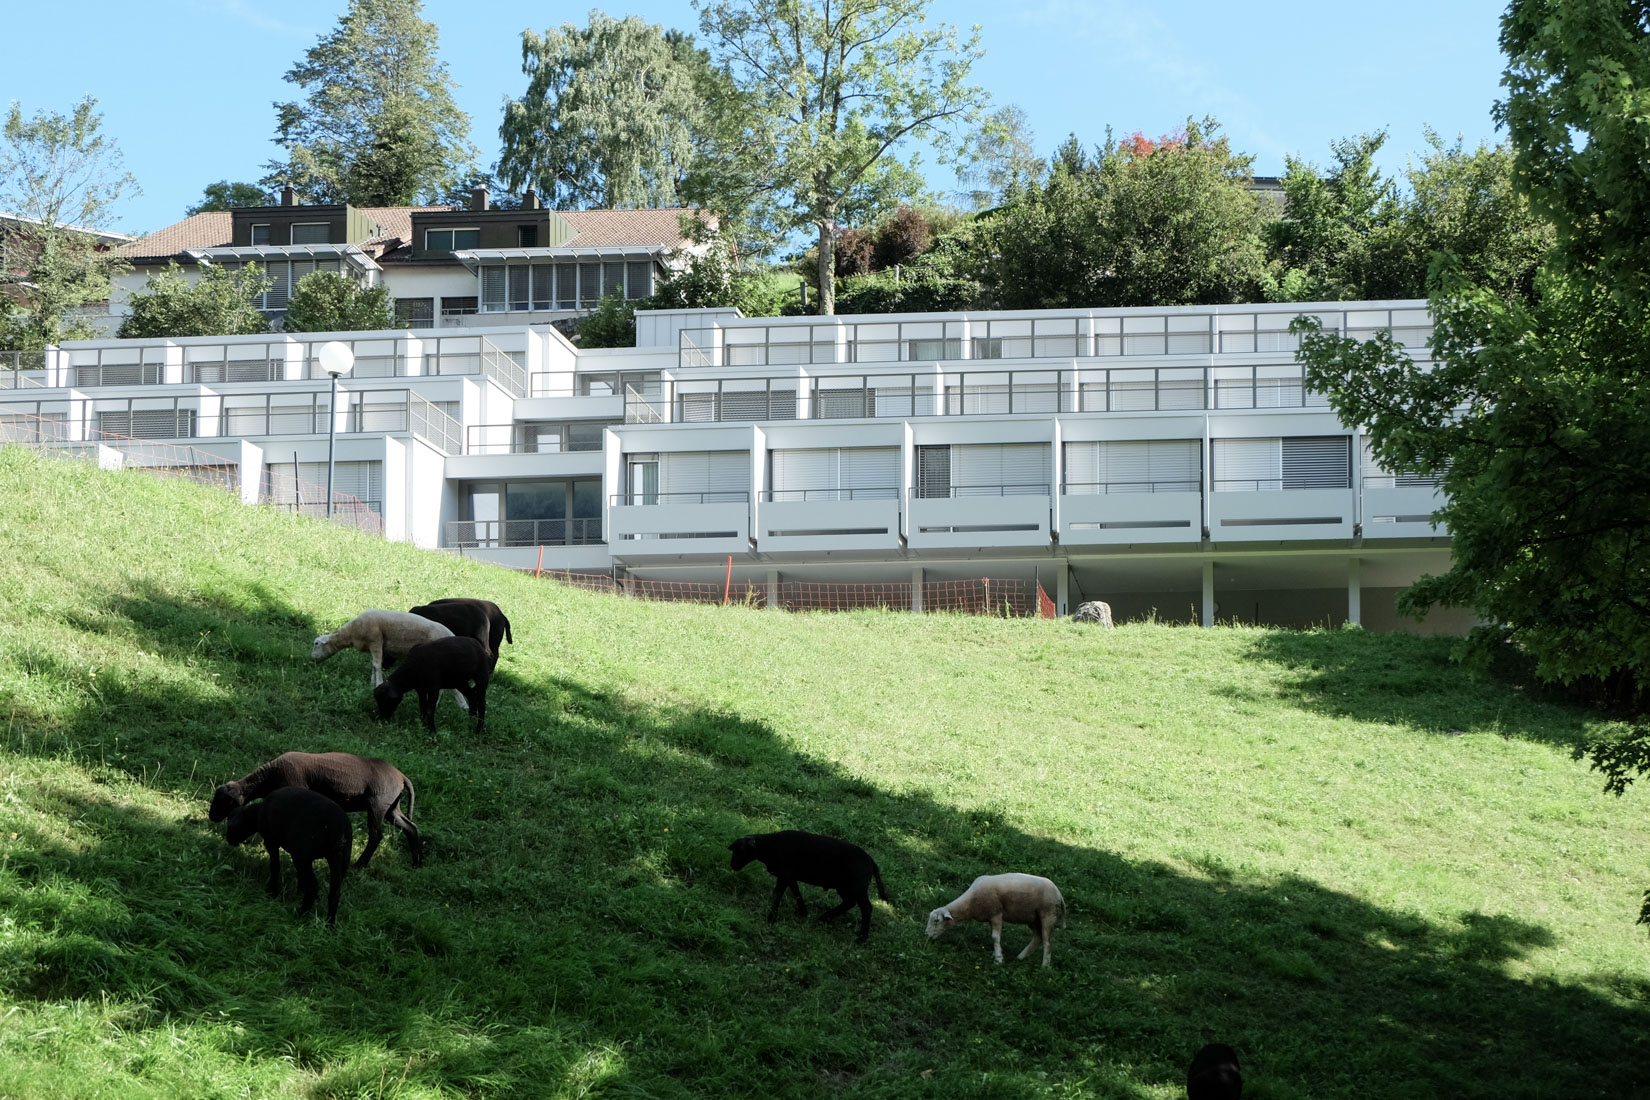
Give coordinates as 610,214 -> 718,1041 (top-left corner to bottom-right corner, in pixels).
0,447 -> 1646,1099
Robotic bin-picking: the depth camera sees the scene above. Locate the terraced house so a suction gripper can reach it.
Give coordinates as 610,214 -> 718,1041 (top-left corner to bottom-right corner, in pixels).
0,294 -> 1467,633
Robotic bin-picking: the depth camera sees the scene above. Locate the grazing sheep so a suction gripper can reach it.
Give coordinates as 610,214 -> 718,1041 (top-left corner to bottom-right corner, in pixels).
225,787 -> 352,926
925,873 -> 1066,967
1187,1043 -> 1242,1099
312,610 -> 453,688
728,830 -> 888,943
209,751 -> 421,868
373,636 -> 491,734
409,598 -> 512,662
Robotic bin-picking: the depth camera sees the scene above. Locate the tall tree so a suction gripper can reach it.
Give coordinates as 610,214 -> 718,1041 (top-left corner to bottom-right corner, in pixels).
0,96 -> 137,348
1265,132 -> 1407,301
1294,2 -> 1650,796
695,0 -> 988,314
977,118 -> 1267,310
283,271 -> 394,333
186,181 -> 274,215
957,104 -> 1044,209
499,15 -> 709,209
263,0 -> 476,206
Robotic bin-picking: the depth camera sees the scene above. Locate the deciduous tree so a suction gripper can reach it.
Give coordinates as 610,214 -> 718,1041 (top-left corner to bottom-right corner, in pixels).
0,96 -> 137,348
186,181 -> 273,215
117,262 -> 270,339
1294,1 -> 1650,849
695,0 -> 987,314
282,271 -> 394,333
263,0 -> 475,206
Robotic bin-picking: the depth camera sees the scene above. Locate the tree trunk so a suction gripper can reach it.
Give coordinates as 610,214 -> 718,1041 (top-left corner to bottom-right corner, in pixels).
816,215 -> 836,316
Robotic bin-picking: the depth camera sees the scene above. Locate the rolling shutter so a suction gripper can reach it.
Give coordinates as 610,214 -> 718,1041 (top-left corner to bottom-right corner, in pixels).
508,266 -> 530,311
1213,439 -> 1282,492
626,261 -> 652,298
771,448 -> 898,499
916,445 -> 951,498
953,443 -> 1047,495
1281,436 -> 1350,489
481,267 -> 507,312
658,451 -> 748,501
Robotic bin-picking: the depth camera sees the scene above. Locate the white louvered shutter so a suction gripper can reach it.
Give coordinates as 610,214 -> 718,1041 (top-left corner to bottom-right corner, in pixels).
1213,438 -> 1282,492
1064,442 -> 1101,493
481,267 -> 507,311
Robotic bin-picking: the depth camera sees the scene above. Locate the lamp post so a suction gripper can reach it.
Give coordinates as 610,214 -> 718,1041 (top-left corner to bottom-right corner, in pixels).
317,341 -> 355,518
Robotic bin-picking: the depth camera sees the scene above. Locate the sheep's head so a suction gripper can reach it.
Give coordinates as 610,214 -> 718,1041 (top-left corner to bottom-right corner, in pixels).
727,835 -> 760,871
925,908 -> 955,940
224,803 -> 260,847
208,781 -> 245,823
373,681 -> 404,722
311,634 -> 335,662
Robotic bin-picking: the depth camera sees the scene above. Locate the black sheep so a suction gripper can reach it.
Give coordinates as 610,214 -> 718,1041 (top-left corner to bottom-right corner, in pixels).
1187,1043 -> 1242,1099
209,751 -> 421,868
409,598 -> 512,663
225,787 -> 353,927
374,635 -> 491,734
728,830 -> 888,943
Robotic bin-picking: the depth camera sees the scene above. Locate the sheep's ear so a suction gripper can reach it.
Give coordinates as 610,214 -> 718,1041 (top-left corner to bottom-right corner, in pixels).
942,908 -> 952,920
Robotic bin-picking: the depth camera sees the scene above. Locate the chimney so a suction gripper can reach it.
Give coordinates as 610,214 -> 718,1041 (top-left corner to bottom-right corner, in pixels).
523,187 -> 541,210
281,184 -> 297,207
471,184 -> 490,211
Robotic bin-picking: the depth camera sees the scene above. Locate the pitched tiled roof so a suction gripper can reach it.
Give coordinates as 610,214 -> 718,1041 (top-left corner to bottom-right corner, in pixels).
115,205 -> 709,263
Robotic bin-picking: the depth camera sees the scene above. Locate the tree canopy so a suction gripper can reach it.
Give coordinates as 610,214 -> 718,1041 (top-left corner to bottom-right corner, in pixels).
499,14 -> 710,210
695,0 -> 987,314
263,0 -> 476,206
1295,1 -> 1648,787
117,263 -> 271,340
0,96 -> 137,348
282,271 -> 394,333
186,181 -> 274,215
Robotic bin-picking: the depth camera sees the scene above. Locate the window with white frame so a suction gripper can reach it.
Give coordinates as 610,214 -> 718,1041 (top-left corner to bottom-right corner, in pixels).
250,224 -> 271,245
769,447 -> 899,501
291,222 -> 330,244
1064,440 -> 1200,494
1212,436 -> 1351,492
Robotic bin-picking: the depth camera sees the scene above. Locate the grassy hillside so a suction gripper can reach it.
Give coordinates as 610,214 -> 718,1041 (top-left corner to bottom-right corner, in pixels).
0,446 -> 1646,1099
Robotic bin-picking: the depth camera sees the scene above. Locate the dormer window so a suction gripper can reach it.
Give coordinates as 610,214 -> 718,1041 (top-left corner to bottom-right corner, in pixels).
427,228 -> 481,251
291,222 -> 330,244
250,224 -> 272,245
518,225 -> 538,247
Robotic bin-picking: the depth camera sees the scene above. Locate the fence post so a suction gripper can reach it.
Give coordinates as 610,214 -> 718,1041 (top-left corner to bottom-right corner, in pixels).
535,544 -> 543,578
723,555 -> 733,605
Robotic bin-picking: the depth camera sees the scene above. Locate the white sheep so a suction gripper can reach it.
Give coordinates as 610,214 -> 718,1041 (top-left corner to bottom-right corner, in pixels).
925,872 -> 1066,967
313,610 -> 471,712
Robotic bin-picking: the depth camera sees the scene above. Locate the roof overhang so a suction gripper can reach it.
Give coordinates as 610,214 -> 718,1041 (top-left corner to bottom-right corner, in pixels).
450,244 -> 668,274
185,243 -> 383,276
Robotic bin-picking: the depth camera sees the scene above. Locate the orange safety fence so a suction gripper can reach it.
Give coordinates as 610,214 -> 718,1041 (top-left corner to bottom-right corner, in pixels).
1037,582 -> 1057,619
1,408 -> 383,537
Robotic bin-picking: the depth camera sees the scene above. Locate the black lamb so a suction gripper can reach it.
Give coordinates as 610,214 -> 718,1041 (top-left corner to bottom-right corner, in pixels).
409,598 -> 512,663
728,830 -> 888,943
374,635 -> 491,733
225,787 -> 353,926
1187,1043 -> 1242,1099
209,751 -> 420,868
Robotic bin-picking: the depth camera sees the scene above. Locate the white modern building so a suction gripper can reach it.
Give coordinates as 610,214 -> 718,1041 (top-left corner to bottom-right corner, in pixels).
0,298 -> 1467,632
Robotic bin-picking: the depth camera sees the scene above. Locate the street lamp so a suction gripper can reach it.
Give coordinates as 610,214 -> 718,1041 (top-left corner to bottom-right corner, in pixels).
317,341 -> 355,518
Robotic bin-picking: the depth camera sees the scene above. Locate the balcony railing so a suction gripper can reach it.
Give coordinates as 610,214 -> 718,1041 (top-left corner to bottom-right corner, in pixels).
1,350 -> 49,389
1062,480 -> 1200,494
913,483 -> 1051,498
446,518 -> 604,548
465,423 -> 606,455
762,487 -> 900,501
609,491 -> 751,505
679,307 -> 1432,369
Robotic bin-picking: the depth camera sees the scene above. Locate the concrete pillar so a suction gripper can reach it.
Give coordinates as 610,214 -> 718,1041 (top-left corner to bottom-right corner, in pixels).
767,569 -> 781,611
1201,560 -> 1215,628
1056,564 -> 1070,616
1347,558 -> 1362,627
911,566 -> 925,613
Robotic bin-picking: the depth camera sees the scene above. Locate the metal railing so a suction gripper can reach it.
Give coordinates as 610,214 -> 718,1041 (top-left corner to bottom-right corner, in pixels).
1062,480 -> 1200,494
679,307 -> 1433,369
912,483 -> 1051,499
446,518 -> 604,547
465,423 -> 607,455
407,393 -> 463,454
762,486 -> 900,502
609,490 -> 751,505
1,350 -> 49,389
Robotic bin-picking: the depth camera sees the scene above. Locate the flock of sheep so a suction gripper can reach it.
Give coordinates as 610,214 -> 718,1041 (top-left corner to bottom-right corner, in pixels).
205,595 -> 1244,1097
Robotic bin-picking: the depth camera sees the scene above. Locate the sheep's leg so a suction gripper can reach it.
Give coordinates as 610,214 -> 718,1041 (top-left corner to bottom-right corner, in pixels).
448,688 -> 469,713
767,880 -> 788,923
357,810 -> 384,869
387,806 -> 423,867
790,881 -> 807,917
295,856 -> 320,916
370,641 -> 384,688
1016,924 -> 1042,962
856,895 -> 873,943
990,915 -> 1004,963
264,842 -> 282,897
417,688 -> 439,734
1042,914 -> 1055,967
469,682 -> 486,733
324,852 -> 346,927
817,894 -> 856,924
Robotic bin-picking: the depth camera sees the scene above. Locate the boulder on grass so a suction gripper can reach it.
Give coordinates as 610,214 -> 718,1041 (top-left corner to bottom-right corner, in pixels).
1072,601 -> 1114,629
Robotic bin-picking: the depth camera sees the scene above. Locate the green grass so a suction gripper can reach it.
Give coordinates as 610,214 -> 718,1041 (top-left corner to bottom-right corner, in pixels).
0,445 -> 1647,1098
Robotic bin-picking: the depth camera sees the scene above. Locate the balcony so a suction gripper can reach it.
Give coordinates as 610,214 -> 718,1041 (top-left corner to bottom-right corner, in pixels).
1060,481 -> 1201,545
445,517 -> 604,549
1362,475 -> 1445,538
758,488 -> 902,552
607,491 -> 751,556
906,484 -> 1051,549
1210,483 -> 1355,542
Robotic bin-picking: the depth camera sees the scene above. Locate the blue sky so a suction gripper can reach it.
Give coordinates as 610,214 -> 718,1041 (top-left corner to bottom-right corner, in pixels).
6,1 -> 1512,234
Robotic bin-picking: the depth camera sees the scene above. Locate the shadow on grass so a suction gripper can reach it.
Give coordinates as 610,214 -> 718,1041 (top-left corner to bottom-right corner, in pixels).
0,581 -> 1646,1098
1236,628 -> 1599,752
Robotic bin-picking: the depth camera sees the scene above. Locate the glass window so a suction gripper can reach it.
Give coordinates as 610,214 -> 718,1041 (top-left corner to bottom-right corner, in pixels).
427,228 -> 482,251
505,480 -> 565,520
250,224 -> 271,245
291,222 -> 330,244
518,225 -> 538,247
396,298 -> 434,329
567,423 -> 605,451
